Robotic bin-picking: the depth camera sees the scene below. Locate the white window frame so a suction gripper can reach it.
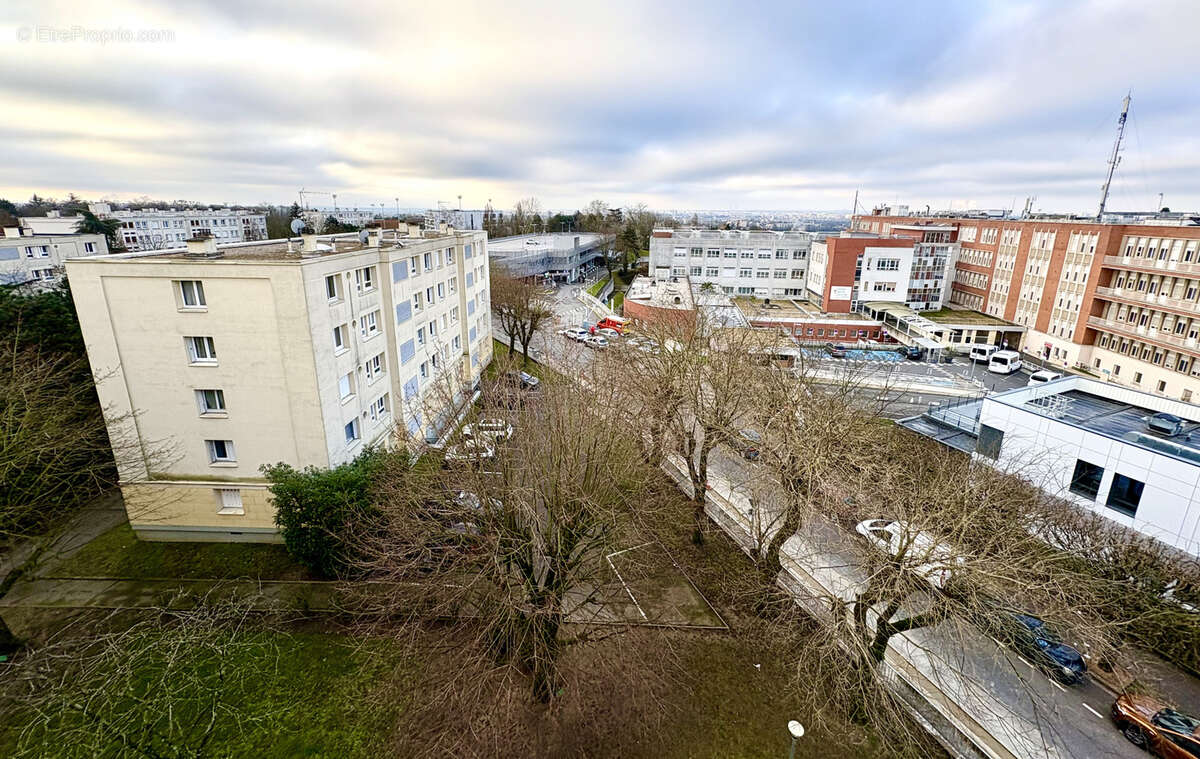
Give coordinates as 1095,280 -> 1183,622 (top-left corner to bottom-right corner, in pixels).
333,323 -> 348,353
178,280 -> 206,308
338,372 -> 355,401
196,388 -> 226,415
206,439 -> 236,464
215,488 -> 244,515
344,418 -> 360,444
365,353 -> 384,381
325,274 -> 341,302
354,266 -> 375,293
186,336 -> 217,364
360,310 -> 379,338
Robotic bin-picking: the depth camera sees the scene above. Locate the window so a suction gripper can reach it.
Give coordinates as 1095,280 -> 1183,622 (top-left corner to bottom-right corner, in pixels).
1106,473 -> 1144,517
738,268 -> 752,278
690,267 -> 702,276
420,361 -> 429,379
333,323 -> 348,352
1069,460 -> 1104,499
185,336 -> 217,363
413,292 -> 422,311
365,353 -> 384,380
755,270 -> 770,279
706,267 -> 719,277
370,394 -> 388,421
325,274 -> 341,301
196,389 -> 226,415
875,259 -> 900,271
417,326 -> 425,345
793,250 -> 807,260
977,424 -> 1004,460
84,241 -> 96,253
344,419 -> 360,444
447,248 -> 456,265
757,250 -> 772,259
206,439 -> 236,463
1157,380 -> 1167,393
706,249 -> 720,258
178,280 -> 206,308
423,252 -> 432,270
354,266 -> 375,292
338,372 -> 355,400
773,270 -> 787,279
776,250 -> 788,260
360,310 -> 379,338
214,488 -> 244,515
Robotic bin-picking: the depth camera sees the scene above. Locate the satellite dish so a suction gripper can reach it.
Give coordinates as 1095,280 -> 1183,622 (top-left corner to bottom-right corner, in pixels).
359,229 -> 370,244
290,218 -> 306,235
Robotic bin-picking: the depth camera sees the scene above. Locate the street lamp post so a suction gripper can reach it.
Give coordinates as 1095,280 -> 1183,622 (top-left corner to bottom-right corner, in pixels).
787,720 -> 805,759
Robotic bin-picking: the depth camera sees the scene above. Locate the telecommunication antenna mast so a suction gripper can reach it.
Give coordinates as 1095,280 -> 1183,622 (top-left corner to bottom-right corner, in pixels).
1096,92 -> 1131,222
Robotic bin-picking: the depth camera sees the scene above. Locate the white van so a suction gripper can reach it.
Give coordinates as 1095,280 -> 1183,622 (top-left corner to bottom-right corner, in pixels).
987,350 -> 1023,375
970,344 -> 1000,363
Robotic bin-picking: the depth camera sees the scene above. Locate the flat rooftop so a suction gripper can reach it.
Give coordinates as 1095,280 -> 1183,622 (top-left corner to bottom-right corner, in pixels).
625,276 -> 694,310
733,296 -> 870,321
68,230 -> 465,264
488,233 -> 604,253
920,307 -> 1015,327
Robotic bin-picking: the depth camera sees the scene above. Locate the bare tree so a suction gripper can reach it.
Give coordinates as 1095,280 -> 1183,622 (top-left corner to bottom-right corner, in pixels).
355,366 -> 668,709
490,268 -> 552,367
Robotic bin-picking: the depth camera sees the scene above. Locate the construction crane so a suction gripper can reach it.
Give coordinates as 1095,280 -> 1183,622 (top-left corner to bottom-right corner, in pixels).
1096,92 -> 1131,222
298,188 -> 337,214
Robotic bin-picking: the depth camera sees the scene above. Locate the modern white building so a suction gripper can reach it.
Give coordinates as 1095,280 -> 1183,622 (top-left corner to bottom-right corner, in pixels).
425,207 -> 488,231
488,233 -> 606,282
66,226 -> 492,542
82,204 -> 268,250
904,376 -> 1200,557
649,228 -> 813,298
0,225 -> 109,286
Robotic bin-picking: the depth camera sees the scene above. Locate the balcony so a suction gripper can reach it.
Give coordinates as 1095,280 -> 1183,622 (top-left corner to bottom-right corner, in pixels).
1086,316 -> 1200,358
1102,255 -> 1200,277
1094,286 -> 1200,318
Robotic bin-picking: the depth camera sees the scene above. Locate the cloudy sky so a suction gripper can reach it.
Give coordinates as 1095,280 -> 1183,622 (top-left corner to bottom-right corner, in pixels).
1,0 -> 1198,213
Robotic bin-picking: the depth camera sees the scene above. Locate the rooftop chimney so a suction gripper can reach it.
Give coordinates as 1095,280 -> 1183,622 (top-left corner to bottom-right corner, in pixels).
367,228 -> 382,247
3,227 -> 21,239
437,221 -> 449,235
301,233 -> 321,256
406,222 -> 422,238
185,235 -> 220,257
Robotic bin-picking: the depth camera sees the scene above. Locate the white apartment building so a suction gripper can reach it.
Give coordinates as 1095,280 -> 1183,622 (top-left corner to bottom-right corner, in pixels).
66,227 -> 492,542
649,228 -> 813,299
85,204 -> 268,250
302,207 -> 383,230
0,225 -> 109,286
905,376 -> 1200,557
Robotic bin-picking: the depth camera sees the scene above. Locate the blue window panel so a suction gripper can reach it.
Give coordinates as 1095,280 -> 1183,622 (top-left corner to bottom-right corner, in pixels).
469,326 -> 478,343
465,272 -> 474,288
464,244 -> 472,259
400,339 -> 416,364
404,376 -> 419,400
395,301 -> 412,324
467,300 -> 476,316
0,247 -> 19,261
406,414 -> 421,437
391,260 -> 408,281
471,354 -> 479,367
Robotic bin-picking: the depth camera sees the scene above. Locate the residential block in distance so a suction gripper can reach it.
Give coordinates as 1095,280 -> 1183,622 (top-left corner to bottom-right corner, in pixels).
1,219 -> 109,286
649,228 -> 813,299
67,226 -> 492,542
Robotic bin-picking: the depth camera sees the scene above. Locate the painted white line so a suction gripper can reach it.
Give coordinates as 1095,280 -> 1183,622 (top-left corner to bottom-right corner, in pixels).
1049,679 -> 1066,693
1082,703 -> 1104,720
606,543 -> 652,622
1017,656 -> 1035,669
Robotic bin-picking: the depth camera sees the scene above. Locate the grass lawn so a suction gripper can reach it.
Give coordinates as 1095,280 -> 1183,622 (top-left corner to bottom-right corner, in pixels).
0,627 -> 415,759
587,275 -> 611,297
48,522 -> 314,580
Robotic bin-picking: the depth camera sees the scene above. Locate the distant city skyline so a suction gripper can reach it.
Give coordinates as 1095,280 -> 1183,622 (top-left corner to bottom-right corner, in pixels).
2,1 -> 1199,213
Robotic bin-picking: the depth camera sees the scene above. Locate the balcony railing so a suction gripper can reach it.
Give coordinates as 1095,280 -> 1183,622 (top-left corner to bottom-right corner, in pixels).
1086,316 -> 1200,358
1102,255 -> 1200,277
1094,286 -> 1200,317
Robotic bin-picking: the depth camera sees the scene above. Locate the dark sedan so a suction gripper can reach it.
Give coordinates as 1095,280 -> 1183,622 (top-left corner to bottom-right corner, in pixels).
1009,613 -> 1087,684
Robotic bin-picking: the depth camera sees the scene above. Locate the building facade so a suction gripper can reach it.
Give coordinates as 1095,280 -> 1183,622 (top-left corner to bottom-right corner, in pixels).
0,225 -> 109,286
808,227 -> 958,314
85,204 -> 268,250
649,228 -> 813,299
488,233 -> 606,282
67,228 -> 492,542
904,376 -> 1200,558
854,211 -> 1200,402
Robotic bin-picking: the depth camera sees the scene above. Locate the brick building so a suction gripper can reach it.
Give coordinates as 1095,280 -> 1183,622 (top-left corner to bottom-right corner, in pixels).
853,211 -> 1200,401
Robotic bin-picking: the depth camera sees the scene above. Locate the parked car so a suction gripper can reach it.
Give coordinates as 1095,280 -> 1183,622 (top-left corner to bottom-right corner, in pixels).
1003,613 -> 1087,684
585,335 -> 609,349
559,327 -> 588,341
855,519 -> 964,589
596,327 -> 621,340
1111,693 -> 1200,757
824,342 -> 847,358
504,370 -> 541,390
896,345 -> 924,360
1027,370 -> 1063,386
443,439 -> 495,463
987,349 -> 1023,375
969,344 -> 1000,363
738,429 -> 762,460
463,417 -> 513,443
